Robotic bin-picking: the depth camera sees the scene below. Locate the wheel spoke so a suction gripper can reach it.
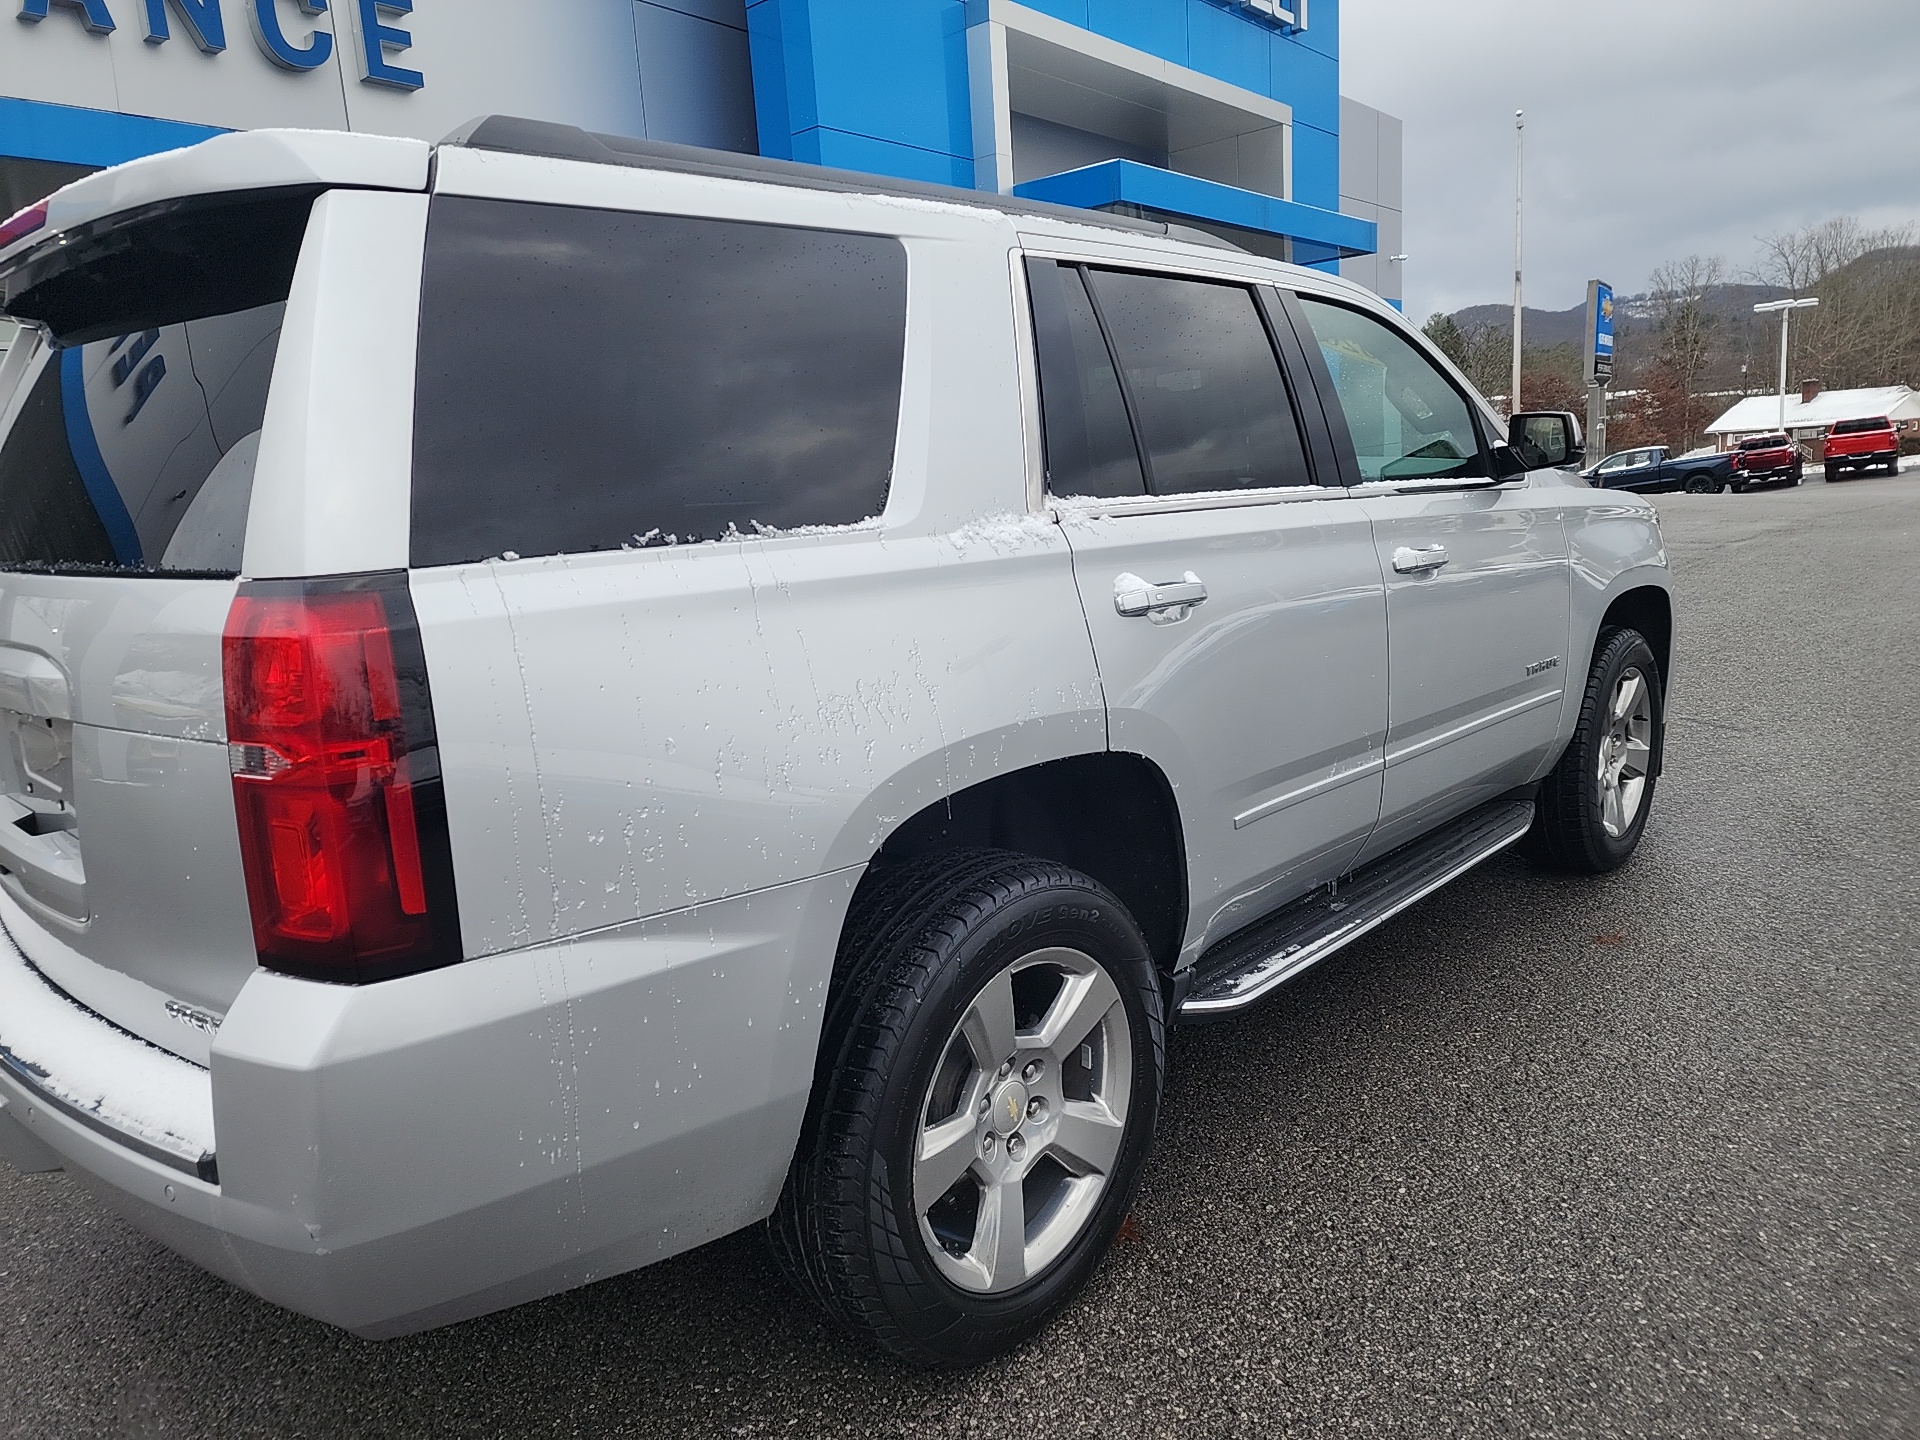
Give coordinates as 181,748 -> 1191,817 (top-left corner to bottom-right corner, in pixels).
1612,672 -> 1642,722
960,968 -> 1018,1070
1045,1101 -> 1124,1178
1618,775 -> 1646,827
975,1176 -> 1027,1289
1603,784 -> 1624,836
1032,966 -> 1121,1061
915,1110 -> 981,1207
1622,736 -> 1652,778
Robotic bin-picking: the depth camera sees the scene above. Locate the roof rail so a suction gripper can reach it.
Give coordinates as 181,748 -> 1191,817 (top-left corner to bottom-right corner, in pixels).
439,115 -> 1236,247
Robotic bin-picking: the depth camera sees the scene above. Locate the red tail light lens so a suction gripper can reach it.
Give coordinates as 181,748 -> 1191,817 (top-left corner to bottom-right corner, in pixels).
223,574 -> 461,983
0,200 -> 49,253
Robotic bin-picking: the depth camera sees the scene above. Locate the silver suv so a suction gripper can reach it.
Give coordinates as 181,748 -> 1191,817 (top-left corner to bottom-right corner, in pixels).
0,120 -> 1671,1366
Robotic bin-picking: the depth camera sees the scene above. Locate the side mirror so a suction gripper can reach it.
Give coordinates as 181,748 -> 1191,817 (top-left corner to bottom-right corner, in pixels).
1509,411 -> 1585,471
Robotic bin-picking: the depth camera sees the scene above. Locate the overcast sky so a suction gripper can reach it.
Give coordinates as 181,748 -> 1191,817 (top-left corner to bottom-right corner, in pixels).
1340,0 -> 1920,322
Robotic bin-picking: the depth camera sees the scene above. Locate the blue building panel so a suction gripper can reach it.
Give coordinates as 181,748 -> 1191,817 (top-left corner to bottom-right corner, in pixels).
0,97 -> 225,170
749,0 -> 972,171
1014,159 -> 1375,255
747,0 -> 1368,261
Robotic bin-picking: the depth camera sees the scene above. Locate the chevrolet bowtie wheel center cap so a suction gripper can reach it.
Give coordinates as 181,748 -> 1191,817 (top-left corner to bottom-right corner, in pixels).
990,1079 -> 1029,1137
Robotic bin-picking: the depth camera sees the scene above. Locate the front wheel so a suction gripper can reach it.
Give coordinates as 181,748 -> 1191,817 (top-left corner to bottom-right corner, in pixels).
1528,627 -> 1663,874
1791,460 -> 1804,485
769,851 -> 1165,1367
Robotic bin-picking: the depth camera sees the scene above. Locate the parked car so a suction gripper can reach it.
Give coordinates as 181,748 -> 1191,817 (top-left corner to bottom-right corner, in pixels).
0,120 -> 1674,1367
1583,445 -> 1736,494
1822,416 -> 1901,480
1729,433 -> 1807,487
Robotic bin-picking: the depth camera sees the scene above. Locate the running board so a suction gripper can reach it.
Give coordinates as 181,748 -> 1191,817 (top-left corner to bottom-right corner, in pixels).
1178,799 -> 1536,1021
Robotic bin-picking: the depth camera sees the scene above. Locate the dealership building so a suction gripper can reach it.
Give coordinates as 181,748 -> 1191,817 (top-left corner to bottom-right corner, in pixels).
1,0 -> 1401,300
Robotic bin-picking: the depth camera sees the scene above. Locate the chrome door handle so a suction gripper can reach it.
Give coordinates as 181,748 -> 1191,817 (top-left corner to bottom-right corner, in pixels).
1114,571 -> 1209,623
1392,544 -> 1449,574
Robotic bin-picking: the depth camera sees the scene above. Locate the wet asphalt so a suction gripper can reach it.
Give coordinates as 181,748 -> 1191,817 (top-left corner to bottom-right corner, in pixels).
2,470 -> 1917,1439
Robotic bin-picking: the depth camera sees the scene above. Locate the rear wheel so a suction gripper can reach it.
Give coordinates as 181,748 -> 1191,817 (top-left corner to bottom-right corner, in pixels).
1825,463 -> 1839,482
1791,459 -> 1804,485
1528,627 -> 1662,874
770,850 -> 1165,1367
1684,474 -> 1714,494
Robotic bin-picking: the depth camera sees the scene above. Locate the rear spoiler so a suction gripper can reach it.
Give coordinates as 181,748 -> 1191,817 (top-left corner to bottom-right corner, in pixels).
0,129 -> 430,271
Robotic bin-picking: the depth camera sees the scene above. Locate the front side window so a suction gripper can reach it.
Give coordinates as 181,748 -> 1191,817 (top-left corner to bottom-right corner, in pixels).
411,198 -> 908,567
1295,296 -> 1487,484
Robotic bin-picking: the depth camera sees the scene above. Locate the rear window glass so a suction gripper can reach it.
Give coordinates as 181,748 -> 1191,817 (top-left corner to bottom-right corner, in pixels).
0,191 -> 312,575
410,197 -> 908,567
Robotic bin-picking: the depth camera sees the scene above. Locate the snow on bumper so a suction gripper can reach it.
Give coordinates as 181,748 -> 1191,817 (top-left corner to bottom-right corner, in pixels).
0,917 -> 215,1180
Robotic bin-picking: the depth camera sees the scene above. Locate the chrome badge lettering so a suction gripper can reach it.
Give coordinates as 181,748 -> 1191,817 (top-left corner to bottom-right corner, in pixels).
1526,656 -> 1562,677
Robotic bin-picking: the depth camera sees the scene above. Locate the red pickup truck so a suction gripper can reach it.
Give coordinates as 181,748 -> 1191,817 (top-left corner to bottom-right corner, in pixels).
1822,417 -> 1901,480
1729,433 -> 1806,487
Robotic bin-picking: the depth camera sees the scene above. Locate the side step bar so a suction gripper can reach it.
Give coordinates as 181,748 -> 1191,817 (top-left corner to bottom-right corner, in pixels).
1179,798 -> 1536,1021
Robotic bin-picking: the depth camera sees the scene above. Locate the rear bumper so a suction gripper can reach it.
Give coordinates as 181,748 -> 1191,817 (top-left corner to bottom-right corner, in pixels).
0,868 -> 859,1337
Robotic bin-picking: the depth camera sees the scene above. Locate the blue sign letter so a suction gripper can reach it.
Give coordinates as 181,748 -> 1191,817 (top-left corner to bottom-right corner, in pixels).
353,0 -> 421,91
18,0 -> 117,33
249,0 -> 333,71
142,0 -> 228,52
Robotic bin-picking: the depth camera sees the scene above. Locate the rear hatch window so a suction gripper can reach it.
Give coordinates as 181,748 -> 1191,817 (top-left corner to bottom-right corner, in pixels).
0,188 -> 317,576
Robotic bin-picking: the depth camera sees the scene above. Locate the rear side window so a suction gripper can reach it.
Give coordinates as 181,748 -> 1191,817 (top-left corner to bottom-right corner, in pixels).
1295,296 -> 1487,483
411,198 -> 908,566
1025,259 -> 1144,499
0,191 -> 311,574
1085,269 -> 1310,495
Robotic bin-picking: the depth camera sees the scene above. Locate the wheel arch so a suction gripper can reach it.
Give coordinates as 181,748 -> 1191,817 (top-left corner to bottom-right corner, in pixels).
865,752 -> 1189,979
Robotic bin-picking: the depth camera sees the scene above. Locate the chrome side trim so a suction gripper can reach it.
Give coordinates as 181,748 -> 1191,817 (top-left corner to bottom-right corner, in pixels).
1233,754 -> 1385,830
1383,689 -> 1560,769
1051,484 -> 1336,520
1180,804 -> 1534,1018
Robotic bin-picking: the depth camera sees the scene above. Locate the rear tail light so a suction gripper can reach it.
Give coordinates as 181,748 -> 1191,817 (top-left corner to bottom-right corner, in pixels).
0,200 -> 49,252
223,573 -> 462,984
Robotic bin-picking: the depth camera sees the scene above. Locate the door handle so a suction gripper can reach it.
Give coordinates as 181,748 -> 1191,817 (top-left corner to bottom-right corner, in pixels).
1114,571 -> 1209,622
1392,544 -> 1449,574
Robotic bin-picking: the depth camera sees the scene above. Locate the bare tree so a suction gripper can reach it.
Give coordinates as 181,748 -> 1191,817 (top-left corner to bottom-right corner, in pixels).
1754,218 -> 1920,390
1645,255 -> 1727,451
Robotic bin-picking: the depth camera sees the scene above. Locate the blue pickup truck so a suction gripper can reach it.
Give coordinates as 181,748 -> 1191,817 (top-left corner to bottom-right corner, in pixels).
1583,446 -> 1738,494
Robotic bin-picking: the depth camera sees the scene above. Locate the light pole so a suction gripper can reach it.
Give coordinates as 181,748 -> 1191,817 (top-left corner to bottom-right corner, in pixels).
1754,296 -> 1819,433
1511,111 -> 1524,417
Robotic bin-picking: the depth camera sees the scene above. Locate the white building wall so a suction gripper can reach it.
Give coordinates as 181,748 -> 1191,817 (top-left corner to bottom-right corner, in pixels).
1338,95 -> 1403,307
2,0 -> 756,153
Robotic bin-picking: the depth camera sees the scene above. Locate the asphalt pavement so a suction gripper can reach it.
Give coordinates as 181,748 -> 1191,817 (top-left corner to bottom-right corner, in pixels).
2,473 -> 1917,1439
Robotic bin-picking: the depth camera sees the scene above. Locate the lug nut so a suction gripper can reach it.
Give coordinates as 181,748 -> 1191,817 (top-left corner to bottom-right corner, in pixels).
1022,1059 -> 1043,1083
982,1133 -> 998,1157
1027,1097 -> 1047,1121
998,1061 -> 1013,1079
1007,1135 -> 1026,1160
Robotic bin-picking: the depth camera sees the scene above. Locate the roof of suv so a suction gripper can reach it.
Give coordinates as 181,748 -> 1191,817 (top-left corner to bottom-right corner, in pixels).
441,116 -> 1242,252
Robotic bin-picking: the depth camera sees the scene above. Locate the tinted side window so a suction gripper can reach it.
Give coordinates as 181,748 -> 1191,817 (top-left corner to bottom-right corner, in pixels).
412,198 -> 908,566
1087,269 -> 1310,494
1295,296 -> 1487,483
1025,259 -> 1144,499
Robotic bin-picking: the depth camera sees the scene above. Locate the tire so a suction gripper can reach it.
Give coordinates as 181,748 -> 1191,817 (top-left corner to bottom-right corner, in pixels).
769,849 -> 1165,1367
1527,627 -> 1662,874
1791,460 -> 1804,486
1825,463 -> 1839,482
1683,475 -> 1713,494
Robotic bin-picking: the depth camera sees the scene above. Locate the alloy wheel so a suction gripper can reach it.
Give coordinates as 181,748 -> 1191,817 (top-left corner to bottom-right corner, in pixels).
913,946 -> 1132,1294
1597,665 -> 1654,838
